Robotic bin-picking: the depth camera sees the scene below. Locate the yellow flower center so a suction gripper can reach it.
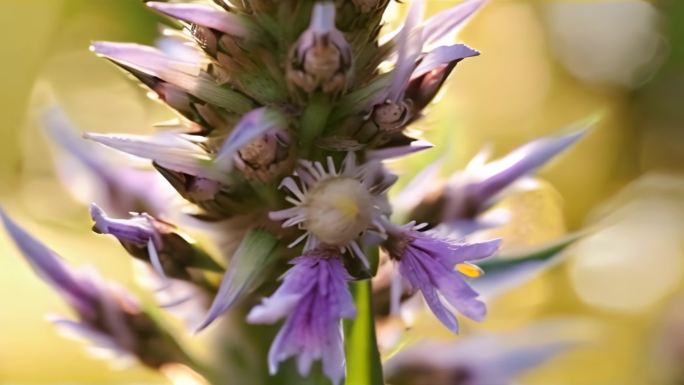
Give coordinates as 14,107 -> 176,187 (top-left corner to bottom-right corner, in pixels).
304,177 -> 374,246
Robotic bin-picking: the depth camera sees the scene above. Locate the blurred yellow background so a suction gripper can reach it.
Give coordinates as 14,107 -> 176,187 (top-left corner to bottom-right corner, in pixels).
1,0 -> 683,384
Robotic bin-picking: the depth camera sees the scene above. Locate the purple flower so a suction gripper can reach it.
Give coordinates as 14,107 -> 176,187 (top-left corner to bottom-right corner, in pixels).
452,131 -> 585,219
407,130 -> 586,232
0,209 -> 189,367
90,203 -> 222,287
383,223 -> 500,332
269,152 -> 395,268
247,248 -> 356,385
44,108 -> 172,216
384,321 -> 577,385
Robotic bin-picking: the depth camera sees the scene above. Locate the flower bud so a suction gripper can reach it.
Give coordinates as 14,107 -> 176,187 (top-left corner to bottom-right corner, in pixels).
90,204 -> 222,290
287,3 -> 352,94
234,128 -> 295,182
214,107 -> 294,182
372,100 -> 413,132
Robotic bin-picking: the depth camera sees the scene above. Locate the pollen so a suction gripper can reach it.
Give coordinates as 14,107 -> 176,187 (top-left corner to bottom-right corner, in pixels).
456,263 -> 484,278
304,177 -> 374,246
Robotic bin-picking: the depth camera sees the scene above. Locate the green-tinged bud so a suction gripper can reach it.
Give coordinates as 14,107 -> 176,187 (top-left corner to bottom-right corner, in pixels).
287,3 -> 353,95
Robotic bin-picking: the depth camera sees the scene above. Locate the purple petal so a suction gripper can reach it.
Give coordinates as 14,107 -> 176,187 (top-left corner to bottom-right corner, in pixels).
367,140 -> 433,160
431,266 -> 486,321
399,252 -> 459,332
439,238 -> 501,267
43,108 -> 170,216
310,2 -> 336,33
411,44 -> 480,80
253,253 -> 354,384
91,41 -> 200,78
320,323 -> 346,385
0,210 -> 95,315
147,2 -> 250,37
83,132 -> 229,183
247,294 -> 302,324
90,203 -> 158,246
420,0 -> 486,48
386,0 -> 425,102
465,130 -> 586,209
392,229 -> 496,331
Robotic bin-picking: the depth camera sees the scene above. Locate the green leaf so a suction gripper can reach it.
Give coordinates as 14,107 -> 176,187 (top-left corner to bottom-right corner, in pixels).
479,231 -> 586,274
345,248 -> 384,385
197,228 -> 279,331
472,231 -> 590,301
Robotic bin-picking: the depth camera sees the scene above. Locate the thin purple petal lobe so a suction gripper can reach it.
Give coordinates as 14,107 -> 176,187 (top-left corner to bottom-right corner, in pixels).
247,249 -> 355,385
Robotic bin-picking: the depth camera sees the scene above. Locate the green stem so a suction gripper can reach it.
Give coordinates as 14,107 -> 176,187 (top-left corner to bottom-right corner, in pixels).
344,278 -> 384,385
299,93 -> 332,158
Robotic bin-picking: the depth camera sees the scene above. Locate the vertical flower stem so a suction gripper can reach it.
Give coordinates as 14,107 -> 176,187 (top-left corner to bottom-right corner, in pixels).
299,93 -> 332,158
344,249 -> 384,385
